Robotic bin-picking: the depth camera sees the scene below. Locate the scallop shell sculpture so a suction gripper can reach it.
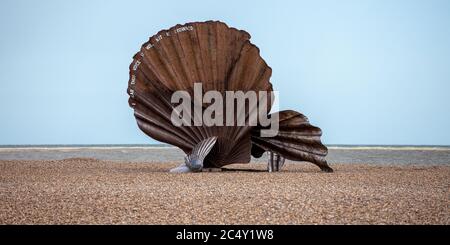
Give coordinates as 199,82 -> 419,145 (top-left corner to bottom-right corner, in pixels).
127,21 -> 333,172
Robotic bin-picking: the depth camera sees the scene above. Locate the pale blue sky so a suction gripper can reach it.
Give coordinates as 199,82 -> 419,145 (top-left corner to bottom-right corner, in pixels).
1,0 -> 449,145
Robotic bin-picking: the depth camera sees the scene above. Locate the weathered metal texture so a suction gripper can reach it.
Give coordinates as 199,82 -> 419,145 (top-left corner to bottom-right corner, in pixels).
127,20 -> 332,171
251,110 -> 333,172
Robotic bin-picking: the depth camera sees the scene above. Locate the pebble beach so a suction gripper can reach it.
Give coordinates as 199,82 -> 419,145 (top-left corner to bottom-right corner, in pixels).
1,158 -> 448,224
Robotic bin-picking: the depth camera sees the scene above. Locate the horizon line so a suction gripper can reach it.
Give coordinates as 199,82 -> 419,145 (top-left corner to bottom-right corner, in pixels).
0,144 -> 449,151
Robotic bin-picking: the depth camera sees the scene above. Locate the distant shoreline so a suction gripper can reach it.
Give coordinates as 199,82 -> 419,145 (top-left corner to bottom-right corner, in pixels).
1,144 -> 449,165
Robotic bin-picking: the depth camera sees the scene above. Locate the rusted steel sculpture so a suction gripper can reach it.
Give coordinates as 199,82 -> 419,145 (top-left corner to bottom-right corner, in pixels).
127,21 -> 332,173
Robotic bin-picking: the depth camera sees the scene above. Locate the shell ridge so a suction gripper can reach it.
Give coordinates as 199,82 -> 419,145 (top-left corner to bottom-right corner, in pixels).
136,118 -> 191,151
149,32 -> 206,145
166,28 -> 211,143
133,93 -> 198,146
133,64 -> 204,147
140,47 -> 174,91
132,86 -> 200,146
156,35 -> 188,91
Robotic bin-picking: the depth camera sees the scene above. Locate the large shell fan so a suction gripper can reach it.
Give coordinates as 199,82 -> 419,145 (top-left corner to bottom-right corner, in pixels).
127,21 -> 273,168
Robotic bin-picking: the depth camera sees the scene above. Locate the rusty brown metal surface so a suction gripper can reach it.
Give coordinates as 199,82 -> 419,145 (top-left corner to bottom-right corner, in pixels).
127,20 -> 332,171
251,110 -> 332,172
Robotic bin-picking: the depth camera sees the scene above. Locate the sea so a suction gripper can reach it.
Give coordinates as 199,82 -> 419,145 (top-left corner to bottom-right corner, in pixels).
0,145 -> 449,165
